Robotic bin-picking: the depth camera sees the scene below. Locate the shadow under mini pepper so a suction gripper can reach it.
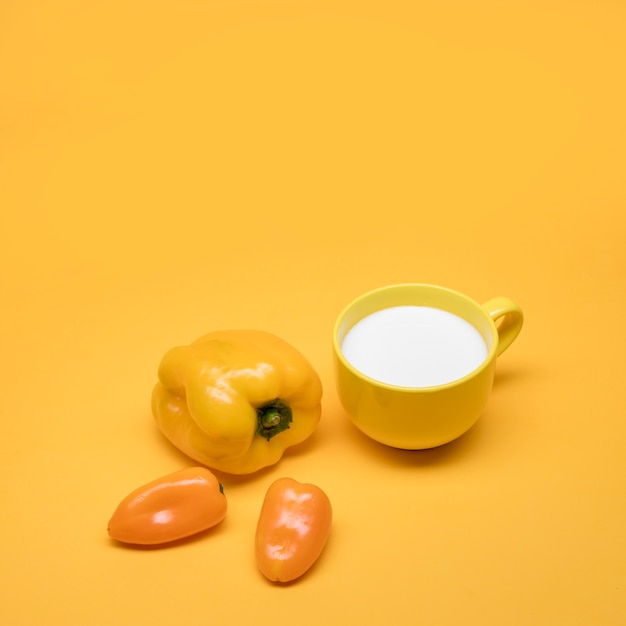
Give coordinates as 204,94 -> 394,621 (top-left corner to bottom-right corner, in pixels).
152,330 -> 323,474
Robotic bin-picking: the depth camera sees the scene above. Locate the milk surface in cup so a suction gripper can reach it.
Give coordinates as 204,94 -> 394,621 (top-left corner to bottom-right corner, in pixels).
341,305 -> 488,387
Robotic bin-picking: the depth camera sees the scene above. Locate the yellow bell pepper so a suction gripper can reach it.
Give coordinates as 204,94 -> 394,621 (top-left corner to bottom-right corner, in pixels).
151,330 -> 323,474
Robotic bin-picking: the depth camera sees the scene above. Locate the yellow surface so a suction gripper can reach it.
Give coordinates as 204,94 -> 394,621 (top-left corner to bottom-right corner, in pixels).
1,1 -> 625,624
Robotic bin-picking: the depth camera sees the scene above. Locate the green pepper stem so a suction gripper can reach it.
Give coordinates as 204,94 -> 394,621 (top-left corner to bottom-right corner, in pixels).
261,409 -> 282,428
256,399 -> 293,441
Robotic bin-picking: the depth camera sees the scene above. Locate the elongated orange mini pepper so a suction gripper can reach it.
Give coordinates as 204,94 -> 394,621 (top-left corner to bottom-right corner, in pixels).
255,477 -> 332,582
107,467 -> 227,546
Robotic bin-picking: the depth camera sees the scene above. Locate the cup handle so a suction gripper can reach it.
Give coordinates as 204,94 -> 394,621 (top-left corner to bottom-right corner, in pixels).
481,297 -> 524,356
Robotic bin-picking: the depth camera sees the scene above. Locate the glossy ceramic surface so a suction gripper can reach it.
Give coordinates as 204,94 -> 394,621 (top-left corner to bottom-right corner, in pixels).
333,284 -> 523,448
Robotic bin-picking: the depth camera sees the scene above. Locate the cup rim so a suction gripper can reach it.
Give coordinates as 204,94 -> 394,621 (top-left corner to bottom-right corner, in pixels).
332,283 -> 499,392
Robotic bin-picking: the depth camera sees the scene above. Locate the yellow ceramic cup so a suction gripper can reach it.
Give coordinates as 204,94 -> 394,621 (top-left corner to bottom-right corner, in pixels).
332,284 -> 523,449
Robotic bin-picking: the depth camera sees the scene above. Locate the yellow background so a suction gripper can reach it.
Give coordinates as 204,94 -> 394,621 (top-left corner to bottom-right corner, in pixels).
1,1 -> 625,624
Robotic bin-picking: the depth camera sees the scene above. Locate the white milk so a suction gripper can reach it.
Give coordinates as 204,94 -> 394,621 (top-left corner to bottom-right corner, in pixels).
341,306 -> 488,387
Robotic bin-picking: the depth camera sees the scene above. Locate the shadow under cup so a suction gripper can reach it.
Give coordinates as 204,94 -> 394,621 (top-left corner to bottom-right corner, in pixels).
332,284 -> 523,450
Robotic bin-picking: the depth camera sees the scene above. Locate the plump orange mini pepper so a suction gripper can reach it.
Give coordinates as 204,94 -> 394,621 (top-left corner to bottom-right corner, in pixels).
255,477 -> 332,582
152,330 -> 323,474
107,467 -> 227,545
